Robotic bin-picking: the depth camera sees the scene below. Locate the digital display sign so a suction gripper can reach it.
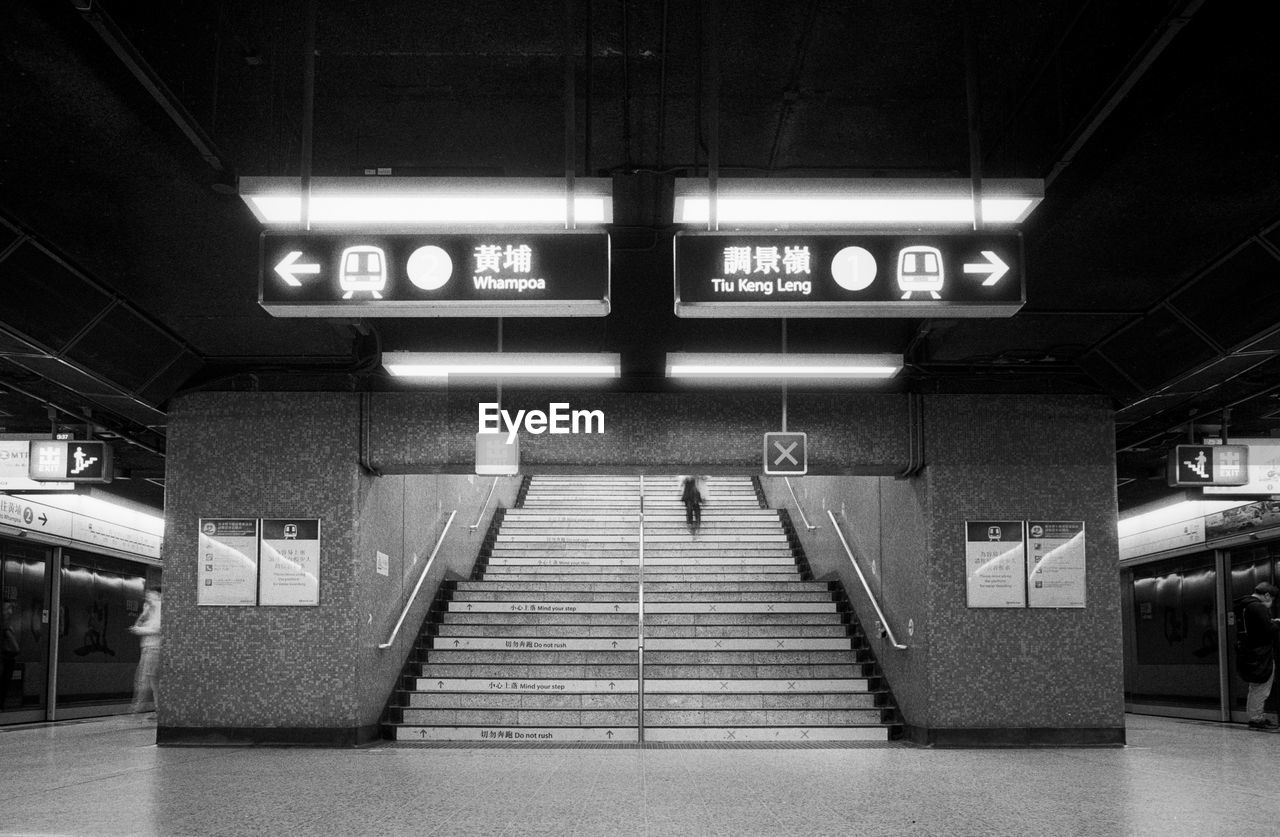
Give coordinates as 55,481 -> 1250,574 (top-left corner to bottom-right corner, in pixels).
260,231 -> 610,317
674,231 -> 1024,317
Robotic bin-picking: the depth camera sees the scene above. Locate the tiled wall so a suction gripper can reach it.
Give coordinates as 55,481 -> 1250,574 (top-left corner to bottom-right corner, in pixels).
765,394 -> 1124,744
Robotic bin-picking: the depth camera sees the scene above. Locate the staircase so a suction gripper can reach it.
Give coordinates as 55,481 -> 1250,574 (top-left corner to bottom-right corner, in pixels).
385,474 -> 899,743
387,476 -> 642,742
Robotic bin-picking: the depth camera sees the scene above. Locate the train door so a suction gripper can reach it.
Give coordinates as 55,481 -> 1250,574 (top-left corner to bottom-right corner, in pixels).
1,538 -> 51,723
1225,543 -> 1279,722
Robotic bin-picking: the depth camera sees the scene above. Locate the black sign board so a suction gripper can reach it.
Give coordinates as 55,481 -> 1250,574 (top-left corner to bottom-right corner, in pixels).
1166,444 -> 1249,487
27,440 -> 113,483
260,231 -> 610,317
674,231 -> 1024,317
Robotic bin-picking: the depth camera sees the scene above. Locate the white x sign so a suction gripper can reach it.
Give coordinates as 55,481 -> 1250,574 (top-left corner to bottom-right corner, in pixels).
763,432 -> 807,475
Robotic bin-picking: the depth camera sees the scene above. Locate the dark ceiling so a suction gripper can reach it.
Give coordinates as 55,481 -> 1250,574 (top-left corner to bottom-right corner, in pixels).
2,0 -> 1279,513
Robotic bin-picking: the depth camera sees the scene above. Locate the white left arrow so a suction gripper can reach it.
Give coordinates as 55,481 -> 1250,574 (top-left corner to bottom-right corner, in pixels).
963,250 -> 1010,286
274,250 -> 321,287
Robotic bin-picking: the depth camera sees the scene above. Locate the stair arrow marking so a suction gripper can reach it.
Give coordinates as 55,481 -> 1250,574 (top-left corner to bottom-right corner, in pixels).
438,681 -> 444,689
38,513 -> 48,526
606,730 -> 614,739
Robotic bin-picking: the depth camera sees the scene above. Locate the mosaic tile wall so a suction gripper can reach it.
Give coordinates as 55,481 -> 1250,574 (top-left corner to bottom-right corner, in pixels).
923,394 -> 1124,735
767,394 -> 1124,741
163,393 -> 517,740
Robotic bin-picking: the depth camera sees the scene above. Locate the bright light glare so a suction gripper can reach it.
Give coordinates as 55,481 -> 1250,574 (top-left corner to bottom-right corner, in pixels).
383,352 -> 621,379
666,353 -> 902,379
247,194 -> 610,225
1118,498 -> 1251,539
675,196 -> 1035,226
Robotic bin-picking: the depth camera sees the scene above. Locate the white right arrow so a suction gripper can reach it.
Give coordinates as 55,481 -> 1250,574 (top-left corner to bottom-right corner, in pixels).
274,250 -> 321,287
963,250 -> 1010,286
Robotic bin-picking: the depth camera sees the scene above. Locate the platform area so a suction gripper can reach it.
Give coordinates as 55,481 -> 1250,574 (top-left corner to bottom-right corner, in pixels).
1,713 -> 1276,836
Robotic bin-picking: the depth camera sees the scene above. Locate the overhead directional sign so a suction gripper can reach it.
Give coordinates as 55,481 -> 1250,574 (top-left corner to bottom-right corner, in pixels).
260,231 -> 610,317
674,231 -> 1024,317
764,432 -> 807,476
27,440 -> 112,483
1167,444 -> 1249,487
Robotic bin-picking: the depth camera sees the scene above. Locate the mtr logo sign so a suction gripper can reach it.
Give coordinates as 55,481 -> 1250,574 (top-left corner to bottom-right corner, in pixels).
27,441 -> 113,483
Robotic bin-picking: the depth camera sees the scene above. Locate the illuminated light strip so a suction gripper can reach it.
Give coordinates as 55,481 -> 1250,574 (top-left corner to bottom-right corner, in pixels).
239,177 -> 613,227
666,353 -> 903,380
672,177 -> 1043,227
383,352 -> 621,379
675,196 -> 1035,225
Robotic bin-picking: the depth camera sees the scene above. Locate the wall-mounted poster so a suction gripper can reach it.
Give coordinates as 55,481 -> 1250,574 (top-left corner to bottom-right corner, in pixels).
1026,521 -> 1086,608
197,518 -> 259,606
259,518 -> 321,606
965,521 -> 1027,608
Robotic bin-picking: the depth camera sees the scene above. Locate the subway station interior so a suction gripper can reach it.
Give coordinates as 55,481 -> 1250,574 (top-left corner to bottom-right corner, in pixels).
3,1 -> 1280,834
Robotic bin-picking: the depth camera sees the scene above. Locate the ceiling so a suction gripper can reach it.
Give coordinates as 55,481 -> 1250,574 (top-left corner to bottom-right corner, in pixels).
2,0 -> 1279,513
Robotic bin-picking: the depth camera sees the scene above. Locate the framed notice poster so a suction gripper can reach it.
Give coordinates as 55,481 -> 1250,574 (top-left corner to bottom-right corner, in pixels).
965,521 -> 1027,608
1026,521 -> 1087,608
197,518 -> 259,606
259,518 -> 321,606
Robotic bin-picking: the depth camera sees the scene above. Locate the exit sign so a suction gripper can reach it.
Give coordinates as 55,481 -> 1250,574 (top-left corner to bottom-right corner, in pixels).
28,440 -> 113,483
1166,444 -> 1248,487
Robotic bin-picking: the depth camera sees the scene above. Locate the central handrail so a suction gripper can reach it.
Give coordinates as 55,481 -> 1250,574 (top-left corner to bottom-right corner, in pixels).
468,476 -> 501,531
827,509 -> 907,650
784,477 -> 818,531
378,510 -> 457,650
637,474 -> 645,741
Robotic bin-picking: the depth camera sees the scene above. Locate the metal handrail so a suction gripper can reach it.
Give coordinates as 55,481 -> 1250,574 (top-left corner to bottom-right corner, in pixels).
827,510 -> 907,650
784,477 -> 818,531
469,477 -> 501,531
378,510 -> 457,649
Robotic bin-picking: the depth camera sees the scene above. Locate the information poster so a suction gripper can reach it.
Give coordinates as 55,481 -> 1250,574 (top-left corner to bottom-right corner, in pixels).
965,521 -> 1027,608
1026,521 -> 1086,609
258,519 -> 321,606
198,518 -> 260,606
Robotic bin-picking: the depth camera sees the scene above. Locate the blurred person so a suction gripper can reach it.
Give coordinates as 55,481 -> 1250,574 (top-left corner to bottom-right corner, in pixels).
128,588 -> 162,714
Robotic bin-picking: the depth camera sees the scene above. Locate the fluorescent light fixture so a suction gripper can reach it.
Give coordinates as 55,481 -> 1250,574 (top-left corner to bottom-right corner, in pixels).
239,176 -> 612,227
666,352 -> 902,379
383,351 -> 621,379
673,178 -> 1043,227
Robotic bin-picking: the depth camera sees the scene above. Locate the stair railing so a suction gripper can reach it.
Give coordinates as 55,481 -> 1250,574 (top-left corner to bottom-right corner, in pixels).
468,476 -> 501,531
827,510 -> 907,650
379,510 -> 457,649
784,477 -> 818,531
637,474 -> 646,740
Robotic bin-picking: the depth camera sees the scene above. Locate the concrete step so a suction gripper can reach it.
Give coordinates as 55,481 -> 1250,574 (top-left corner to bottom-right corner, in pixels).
405,693 -> 637,710
642,708 -> 883,726
429,636 -> 640,652
458,581 -> 638,592
435,623 -> 638,638
646,624 -> 849,638
401,708 -> 636,726
642,693 -> 878,710
642,726 -> 889,743
445,601 -> 640,614
480,571 -> 641,582
417,663 -> 638,678
642,650 -> 857,665
643,591 -> 833,602
441,612 -> 638,626
643,581 -> 825,592
643,663 -> 869,679
391,725 -> 638,743
423,650 -> 637,665
646,613 -> 847,626
643,602 -> 838,614
645,678 -> 869,693
645,637 -> 851,651
410,677 -> 638,693
450,590 -> 639,602
494,534 -> 643,543
485,558 -> 642,567
640,572 -> 804,582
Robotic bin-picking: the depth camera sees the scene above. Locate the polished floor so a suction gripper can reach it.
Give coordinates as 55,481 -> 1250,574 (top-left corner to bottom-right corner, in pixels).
1,714 -> 1278,836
